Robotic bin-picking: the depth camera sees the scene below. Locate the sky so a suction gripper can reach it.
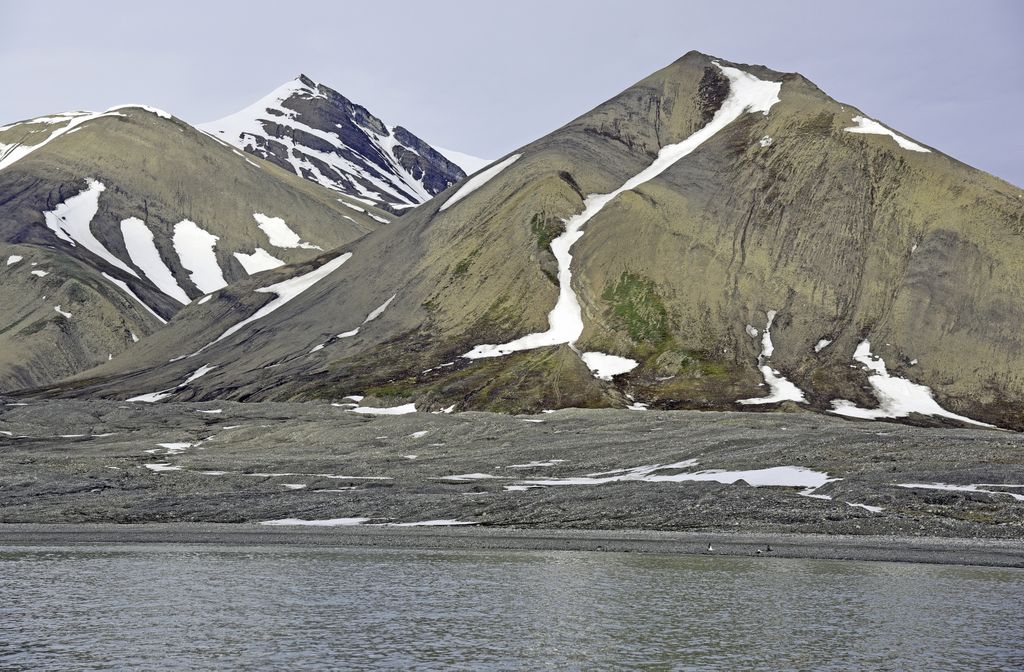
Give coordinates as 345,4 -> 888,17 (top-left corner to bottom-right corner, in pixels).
1,0 -> 1021,186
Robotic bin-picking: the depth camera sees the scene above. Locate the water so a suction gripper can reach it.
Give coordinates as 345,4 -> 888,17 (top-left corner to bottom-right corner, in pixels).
1,545 -> 1022,670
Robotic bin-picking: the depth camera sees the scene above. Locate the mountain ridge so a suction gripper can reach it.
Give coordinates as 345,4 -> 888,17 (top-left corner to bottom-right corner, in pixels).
199,74 -> 470,211
0,104 -> 389,389
11,51 -> 1024,431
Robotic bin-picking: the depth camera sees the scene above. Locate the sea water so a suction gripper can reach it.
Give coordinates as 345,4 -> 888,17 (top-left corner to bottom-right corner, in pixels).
1,545 -> 1021,670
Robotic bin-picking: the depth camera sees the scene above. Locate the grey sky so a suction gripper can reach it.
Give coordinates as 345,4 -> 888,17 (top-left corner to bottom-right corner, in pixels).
2,0 -> 1021,185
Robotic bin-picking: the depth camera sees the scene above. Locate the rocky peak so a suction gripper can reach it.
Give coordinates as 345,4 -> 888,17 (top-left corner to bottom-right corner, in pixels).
200,76 -> 466,211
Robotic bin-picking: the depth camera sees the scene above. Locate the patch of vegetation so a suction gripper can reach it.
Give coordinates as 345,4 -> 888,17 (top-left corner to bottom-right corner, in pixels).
452,250 -> 478,278
677,350 -> 731,378
602,272 -> 671,345
530,212 -> 563,251
452,258 -> 473,278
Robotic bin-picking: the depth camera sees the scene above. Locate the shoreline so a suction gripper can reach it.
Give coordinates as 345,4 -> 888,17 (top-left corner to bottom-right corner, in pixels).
2,523 -> 1022,568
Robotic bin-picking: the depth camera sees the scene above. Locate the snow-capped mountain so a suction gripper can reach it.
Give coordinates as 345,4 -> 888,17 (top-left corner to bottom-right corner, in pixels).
200,75 -> 470,211
0,104 -> 387,390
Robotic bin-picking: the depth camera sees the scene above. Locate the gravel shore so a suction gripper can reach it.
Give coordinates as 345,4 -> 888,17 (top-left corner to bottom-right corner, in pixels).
3,523 -> 1023,568
2,400 -> 1022,544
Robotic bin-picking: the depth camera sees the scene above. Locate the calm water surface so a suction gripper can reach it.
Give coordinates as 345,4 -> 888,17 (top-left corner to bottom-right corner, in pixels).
1,544 -> 1022,670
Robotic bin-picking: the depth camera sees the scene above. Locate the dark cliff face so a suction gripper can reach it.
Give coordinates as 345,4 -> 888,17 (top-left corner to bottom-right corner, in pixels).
201,76 -> 465,211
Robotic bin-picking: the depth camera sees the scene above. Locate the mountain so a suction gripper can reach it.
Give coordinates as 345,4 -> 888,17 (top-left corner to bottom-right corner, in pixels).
200,75 -> 469,212
33,52 -> 1024,430
0,104 -> 389,390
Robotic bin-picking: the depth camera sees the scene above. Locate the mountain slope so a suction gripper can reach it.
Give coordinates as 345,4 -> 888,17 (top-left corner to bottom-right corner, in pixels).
0,104 -> 389,390
42,52 -> 1024,430
200,75 -> 467,212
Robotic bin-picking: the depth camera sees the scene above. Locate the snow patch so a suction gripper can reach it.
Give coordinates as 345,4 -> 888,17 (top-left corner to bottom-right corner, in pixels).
738,310 -> 807,405
814,339 -> 832,353
156,442 -> 192,455
846,502 -> 884,513
329,294 -> 397,343
181,364 -> 216,386
105,104 -> 172,119
261,518 -> 370,527
6,255 -> 22,265
509,460 -> 566,469
896,482 -> 1024,502
172,220 -> 227,293
518,462 -> 833,489
363,294 -> 396,323
253,213 -> 322,250
830,340 -> 994,428
120,217 -> 190,304
144,463 -> 181,472
43,180 -> 137,277
127,389 -> 176,403
349,403 -> 417,415
439,154 -> 521,211
197,253 -> 351,353
53,305 -> 72,318
844,115 -> 930,153
234,247 -> 285,275
580,352 -> 638,381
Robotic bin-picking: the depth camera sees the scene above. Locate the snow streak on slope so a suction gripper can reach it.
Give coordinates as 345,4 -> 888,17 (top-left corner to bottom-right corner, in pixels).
363,294 -> 396,323
105,104 -> 172,119
233,248 -> 285,275
172,220 -> 227,293
253,213 -> 321,250
439,154 -> 521,211
309,293 -> 397,352
844,116 -> 930,152
43,180 -> 138,277
738,310 -> 807,405
464,64 -> 781,361
101,272 -> 167,324
120,217 -> 190,305
196,252 -> 352,354
830,341 -> 994,428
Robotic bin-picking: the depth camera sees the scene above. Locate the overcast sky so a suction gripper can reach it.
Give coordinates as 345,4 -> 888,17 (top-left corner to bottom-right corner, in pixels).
2,0 -> 1021,185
